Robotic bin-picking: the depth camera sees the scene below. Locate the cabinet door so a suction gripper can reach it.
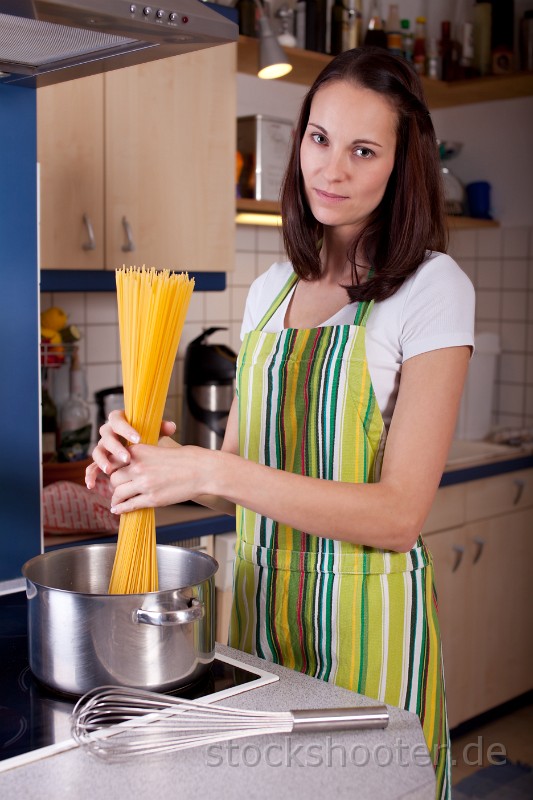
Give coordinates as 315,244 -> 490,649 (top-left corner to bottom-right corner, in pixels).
104,44 -> 236,272
426,528 -> 473,728
427,506 -> 533,728
468,509 -> 533,715
37,75 -> 105,269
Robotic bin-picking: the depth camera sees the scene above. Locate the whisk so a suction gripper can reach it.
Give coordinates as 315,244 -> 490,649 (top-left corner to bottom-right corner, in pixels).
71,686 -> 389,760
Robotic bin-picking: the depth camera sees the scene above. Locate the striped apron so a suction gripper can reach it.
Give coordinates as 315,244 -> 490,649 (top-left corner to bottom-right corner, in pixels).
229,273 -> 451,799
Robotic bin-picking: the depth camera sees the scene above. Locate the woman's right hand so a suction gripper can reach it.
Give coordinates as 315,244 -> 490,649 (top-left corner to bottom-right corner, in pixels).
85,410 -> 176,490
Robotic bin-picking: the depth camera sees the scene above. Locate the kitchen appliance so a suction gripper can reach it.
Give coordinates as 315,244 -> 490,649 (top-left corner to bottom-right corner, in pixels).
94,385 -> 124,428
237,115 -> 293,202
181,327 -> 237,450
0,588 -> 280,774
22,544 -> 218,695
71,686 -> 389,758
0,0 -> 238,88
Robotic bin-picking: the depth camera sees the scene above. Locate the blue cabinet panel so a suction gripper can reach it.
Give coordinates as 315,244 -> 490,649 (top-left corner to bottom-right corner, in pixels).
0,84 -> 42,581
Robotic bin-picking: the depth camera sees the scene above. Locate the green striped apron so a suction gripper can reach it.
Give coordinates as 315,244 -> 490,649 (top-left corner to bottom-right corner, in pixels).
229,273 -> 451,799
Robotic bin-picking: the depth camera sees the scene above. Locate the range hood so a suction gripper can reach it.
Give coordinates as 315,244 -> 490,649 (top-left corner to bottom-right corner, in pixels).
0,0 -> 238,87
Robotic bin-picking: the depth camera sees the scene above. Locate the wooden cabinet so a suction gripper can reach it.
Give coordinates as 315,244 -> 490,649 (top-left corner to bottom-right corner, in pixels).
38,44 -> 236,272
423,469 -> 533,728
38,74 -> 105,270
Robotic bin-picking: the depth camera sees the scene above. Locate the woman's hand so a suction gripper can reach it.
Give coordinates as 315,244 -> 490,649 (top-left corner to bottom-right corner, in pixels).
108,443 -> 214,513
85,409 -> 177,490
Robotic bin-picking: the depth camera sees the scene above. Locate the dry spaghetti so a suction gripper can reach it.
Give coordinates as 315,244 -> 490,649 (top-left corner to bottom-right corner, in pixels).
108,267 -> 194,594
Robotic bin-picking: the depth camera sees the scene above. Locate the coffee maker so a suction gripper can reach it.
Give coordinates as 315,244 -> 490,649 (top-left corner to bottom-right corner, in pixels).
181,328 -> 237,450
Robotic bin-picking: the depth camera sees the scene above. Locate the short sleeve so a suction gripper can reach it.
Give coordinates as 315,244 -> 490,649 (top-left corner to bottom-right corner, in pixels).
400,254 -> 476,362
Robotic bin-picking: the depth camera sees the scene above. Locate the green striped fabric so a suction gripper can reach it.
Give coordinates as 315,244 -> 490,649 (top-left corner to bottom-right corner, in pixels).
229,272 -> 451,799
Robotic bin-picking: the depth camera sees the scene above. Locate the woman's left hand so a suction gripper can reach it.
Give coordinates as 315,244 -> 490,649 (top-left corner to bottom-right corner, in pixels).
108,442 -> 212,513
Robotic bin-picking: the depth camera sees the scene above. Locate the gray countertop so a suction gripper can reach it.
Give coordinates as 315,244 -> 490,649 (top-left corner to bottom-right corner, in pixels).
0,644 -> 436,800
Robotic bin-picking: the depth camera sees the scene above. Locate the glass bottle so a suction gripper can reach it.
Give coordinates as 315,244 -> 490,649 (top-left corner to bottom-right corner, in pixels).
343,0 -> 361,51
237,0 -> 257,37
473,1 -> 492,76
58,350 -> 92,462
401,18 -> 414,61
330,0 -> 344,55
364,0 -> 387,48
413,16 -> 427,75
385,4 -> 403,56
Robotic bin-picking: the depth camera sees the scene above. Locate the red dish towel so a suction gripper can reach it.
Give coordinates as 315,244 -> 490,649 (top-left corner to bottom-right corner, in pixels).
43,473 -> 119,535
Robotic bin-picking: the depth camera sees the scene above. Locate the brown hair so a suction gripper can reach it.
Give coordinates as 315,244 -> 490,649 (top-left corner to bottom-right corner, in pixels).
280,47 -> 447,303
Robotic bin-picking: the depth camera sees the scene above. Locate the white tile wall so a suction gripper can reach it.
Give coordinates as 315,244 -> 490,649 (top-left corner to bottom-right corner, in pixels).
449,225 -> 533,431
42,223 -> 533,445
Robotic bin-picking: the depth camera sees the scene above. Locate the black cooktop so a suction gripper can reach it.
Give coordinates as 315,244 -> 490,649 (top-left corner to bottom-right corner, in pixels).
0,590 -> 272,770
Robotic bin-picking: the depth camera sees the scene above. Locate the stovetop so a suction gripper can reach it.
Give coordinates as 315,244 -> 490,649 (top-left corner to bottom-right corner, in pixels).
0,590 -> 278,773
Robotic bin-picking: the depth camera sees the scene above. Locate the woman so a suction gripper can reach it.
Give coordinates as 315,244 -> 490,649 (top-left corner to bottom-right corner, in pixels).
87,48 -> 475,799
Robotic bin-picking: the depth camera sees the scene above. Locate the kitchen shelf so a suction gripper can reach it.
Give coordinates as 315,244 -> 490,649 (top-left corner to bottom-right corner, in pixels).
237,36 -> 533,108
236,198 -> 500,229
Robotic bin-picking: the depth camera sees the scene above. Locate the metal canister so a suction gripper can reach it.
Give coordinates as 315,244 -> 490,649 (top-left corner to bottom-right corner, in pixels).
181,327 -> 237,450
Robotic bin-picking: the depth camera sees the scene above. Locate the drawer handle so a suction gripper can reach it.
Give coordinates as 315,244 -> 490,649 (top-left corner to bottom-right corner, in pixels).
121,216 -> 135,252
472,536 -> 485,564
82,213 -> 96,251
513,479 -> 525,505
452,545 -> 464,572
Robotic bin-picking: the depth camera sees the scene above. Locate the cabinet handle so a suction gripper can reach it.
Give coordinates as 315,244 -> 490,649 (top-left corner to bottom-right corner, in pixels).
472,536 -> 485,564
513,479 -> 525,505
82,213 -> 96,251
121,216 -> 135,252
452,544 -> 464,572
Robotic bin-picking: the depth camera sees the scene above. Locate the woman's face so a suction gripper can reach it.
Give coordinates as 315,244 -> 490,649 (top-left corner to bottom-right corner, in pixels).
300,80 -> 398,238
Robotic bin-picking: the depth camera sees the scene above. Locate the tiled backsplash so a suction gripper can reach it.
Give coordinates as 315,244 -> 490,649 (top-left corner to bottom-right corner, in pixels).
41,224 -> 533,444
447,225 -> 533,432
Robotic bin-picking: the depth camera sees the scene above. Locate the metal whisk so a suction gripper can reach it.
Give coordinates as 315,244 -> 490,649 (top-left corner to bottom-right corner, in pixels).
71,686 -> 389,760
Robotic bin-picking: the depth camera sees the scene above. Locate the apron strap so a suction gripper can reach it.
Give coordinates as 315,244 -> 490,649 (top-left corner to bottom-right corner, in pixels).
257,272 -> 298,331
257,271 -> 375,331
353,299 -> 374,327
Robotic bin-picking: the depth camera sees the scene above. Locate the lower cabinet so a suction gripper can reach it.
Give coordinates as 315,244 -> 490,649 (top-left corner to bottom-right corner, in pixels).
423,468 -> 533,728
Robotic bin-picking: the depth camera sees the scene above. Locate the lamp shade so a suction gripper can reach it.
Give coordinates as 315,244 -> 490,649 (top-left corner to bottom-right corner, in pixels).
257,15 -> 292,79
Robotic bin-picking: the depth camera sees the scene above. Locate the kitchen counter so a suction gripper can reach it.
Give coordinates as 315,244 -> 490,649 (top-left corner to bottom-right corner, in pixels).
0,644 -> 436,800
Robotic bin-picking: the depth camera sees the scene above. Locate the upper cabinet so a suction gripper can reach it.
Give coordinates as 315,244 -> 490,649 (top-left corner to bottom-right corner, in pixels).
237,36 -> 533,109
38,44 -> 236,272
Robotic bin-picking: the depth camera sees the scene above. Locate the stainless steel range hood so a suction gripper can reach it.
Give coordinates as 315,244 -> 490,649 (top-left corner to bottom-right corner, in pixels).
0,0 -> 238,87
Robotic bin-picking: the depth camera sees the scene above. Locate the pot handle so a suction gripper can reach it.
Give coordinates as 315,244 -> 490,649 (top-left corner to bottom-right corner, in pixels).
135,598 -> 204,627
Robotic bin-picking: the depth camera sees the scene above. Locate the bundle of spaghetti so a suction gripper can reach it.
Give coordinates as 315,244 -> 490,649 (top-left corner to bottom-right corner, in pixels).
108,267 -> 194,595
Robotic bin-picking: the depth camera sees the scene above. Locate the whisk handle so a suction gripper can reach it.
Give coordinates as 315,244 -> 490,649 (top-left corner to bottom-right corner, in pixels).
291,705 -> 389,732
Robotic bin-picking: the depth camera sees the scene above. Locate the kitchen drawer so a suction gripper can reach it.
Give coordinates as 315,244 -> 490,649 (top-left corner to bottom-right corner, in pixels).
422,483 -> 466,535
465,469 -> 533,522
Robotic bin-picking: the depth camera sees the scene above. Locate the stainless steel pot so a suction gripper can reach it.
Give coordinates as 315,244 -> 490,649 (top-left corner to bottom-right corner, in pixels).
22,544 -> 218,696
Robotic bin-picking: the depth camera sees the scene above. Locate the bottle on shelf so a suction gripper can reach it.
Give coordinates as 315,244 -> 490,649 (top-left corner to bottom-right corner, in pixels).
385,4 -> 403,56
58,349 -> 92,463
237,0 -> 257,37
364,1 -> 387,49
412,16 -> 427,75
42,377 -> 58,463
295,0 -> 306,48
427,37 -> 439,79
520,10 -> 533,71
330,0 -> 344,55
490,0 -> 514,75
305,0 -> 318,51
440,21 -> 454,81
343,0 -> 361,52
473,1 -> 492,76
400,18 -> 414,61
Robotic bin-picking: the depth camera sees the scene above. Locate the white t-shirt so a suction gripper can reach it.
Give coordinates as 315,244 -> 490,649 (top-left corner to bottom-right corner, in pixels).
240,252 -> 475,427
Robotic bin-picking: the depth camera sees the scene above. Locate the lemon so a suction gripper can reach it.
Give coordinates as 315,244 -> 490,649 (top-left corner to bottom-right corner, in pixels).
41,306 -> 68,332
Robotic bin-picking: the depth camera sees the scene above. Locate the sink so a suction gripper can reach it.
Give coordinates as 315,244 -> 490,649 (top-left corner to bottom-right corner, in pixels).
446,439 -> 516,467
